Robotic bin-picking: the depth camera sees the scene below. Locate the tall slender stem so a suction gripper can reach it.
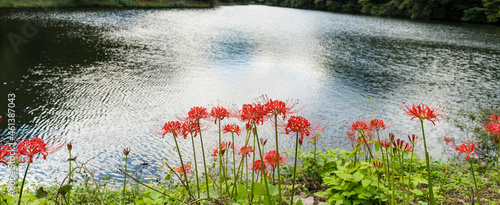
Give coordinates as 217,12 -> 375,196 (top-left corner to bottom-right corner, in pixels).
122,155 -> 128,204
232,132 -> 237,196
291,132 -> 300,205
407,142 -> 416,205
190,133 -> 200,198
230,131 -> 252,196
173,132 -> 192,198
497,141 -> 499,185
273,115 -> 283,204
18,162 -> 31,205
469,159 -> 482,205
420,120 -> 435,205
218,118 -> 223,194
253,123 -> 272,205
360,133 -> 374,160
250,130 -> 256,202
399,151 -> 405,204
197,120 -> 210,199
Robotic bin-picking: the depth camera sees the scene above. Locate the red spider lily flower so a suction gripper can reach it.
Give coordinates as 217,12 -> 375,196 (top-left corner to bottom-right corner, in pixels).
181,120 -> 200,139
252,159 -> 268,174
389,133 -> 395,142
403,142 -> 413,152
490,114 -> 500,123
211,147 -> 226,158
260,96 -> 301,120
456,142 -> 477,161
161,121 -> 182,137
373,160 -> 383,170
123,147 -> 130,156
286,116 -> 311,145
223,123 -> 241,136
239,103 -> 270,126
443,137 -> 459,150
260,138 -> 268,146
444,137 -> 454,143
370,119 -> 386,132
408,134 -> 418,144
0,116 -> 2,123
210,106 -> 231,124
402,102 -> 445,125
350,120 -> 371,132
175,163 -> 192,177
238,145 -> 254,157
264,150 -> 288,169
0,145 -> 11,165
485,122 -> 500,137
378,140 -> 391,149
187,107 -> 209,121
17,138 -> 48,163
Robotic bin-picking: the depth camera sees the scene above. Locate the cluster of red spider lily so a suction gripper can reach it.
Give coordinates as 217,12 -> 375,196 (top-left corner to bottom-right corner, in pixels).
158,96 -> 327,203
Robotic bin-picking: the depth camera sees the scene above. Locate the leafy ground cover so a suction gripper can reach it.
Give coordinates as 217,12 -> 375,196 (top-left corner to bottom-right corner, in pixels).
0,97 -> 499,205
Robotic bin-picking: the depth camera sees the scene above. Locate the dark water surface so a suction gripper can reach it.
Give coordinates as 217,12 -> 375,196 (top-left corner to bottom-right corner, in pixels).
1,6 -> 499,183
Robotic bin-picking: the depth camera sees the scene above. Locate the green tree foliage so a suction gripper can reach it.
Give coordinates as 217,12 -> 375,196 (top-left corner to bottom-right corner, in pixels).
267,0 -> 500,24
483,0 -> 500,22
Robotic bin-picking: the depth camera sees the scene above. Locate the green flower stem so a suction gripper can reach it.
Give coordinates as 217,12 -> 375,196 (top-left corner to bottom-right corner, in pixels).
225,144 -> 229,194
469,159 -> 482,205
190,133 -> 200,198
497,141 -> 499,185
381,147 -> 391,203
250,131 -> 256,202
18,162 -> 31,205
68,150 -> 72,205
291,132 -> 300,205
360,133 -> 374,160
172,132 -> 192,198
253,123 -> 272,205
420,120 -> 435,205
197,120 -> 210,199
407,142 -> 416,205
230,131 -> 252,197
274,115 -> 283,204
218,118 -> 223,195
232,132 -> 237,197
122,155 -> 128,204
399,151 -> 405,205
390,148 -> 396,205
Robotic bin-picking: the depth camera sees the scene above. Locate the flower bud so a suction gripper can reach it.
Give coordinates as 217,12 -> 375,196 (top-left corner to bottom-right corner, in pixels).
67,142 -> 72,152
123,147 -> 130,156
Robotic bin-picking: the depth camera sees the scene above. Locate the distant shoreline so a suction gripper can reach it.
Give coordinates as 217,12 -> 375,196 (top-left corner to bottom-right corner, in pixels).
0,0 -> 217,9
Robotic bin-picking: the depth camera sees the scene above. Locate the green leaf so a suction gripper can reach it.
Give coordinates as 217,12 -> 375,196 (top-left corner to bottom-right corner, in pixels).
266,184 -> 279,196
352,171 -> 364,182
237,184 -> 249,199
296,199 -> 303,205
361,179 -> 371,187
251,183 -> 263,195
35,187 -> 48,198
58,184 -> 72,196
315,191 -> 329,197
337,173 -> 353,181
412,188 -> 424,196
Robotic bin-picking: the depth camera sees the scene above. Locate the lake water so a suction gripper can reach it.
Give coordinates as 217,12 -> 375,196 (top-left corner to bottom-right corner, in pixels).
1,5 -> 499,184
